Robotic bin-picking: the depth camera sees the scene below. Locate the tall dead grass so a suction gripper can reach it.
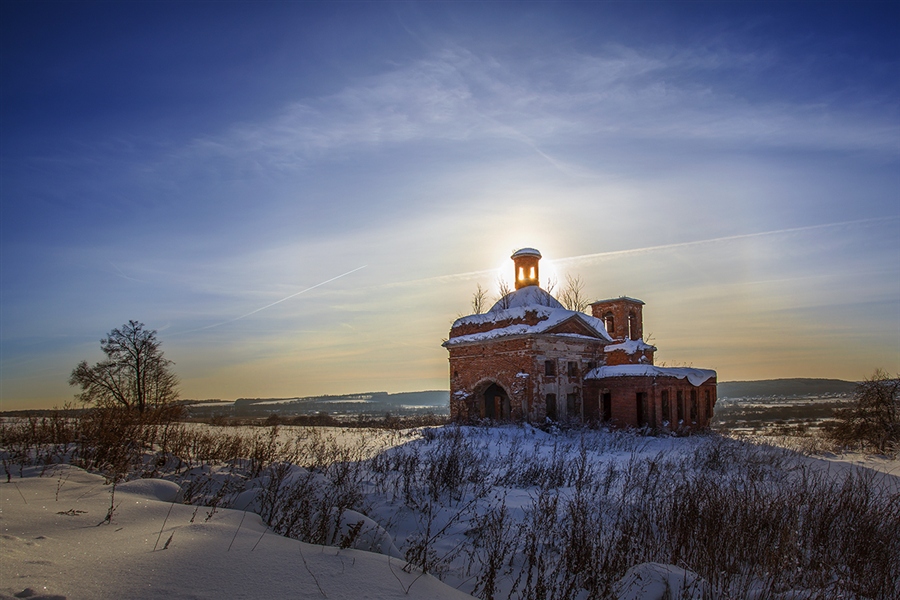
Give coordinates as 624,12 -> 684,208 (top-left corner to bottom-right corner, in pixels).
2,414 -> 897,599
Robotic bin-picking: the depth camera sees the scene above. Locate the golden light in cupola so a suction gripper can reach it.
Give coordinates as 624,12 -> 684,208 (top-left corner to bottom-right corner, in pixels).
511,247 -> 541,290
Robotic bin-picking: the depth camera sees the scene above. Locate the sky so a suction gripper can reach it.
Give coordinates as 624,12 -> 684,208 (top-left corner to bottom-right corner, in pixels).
1,1 -> 898,410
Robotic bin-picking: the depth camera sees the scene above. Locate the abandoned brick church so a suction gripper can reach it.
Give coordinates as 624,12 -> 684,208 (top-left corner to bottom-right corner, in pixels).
443,248 -> 717,429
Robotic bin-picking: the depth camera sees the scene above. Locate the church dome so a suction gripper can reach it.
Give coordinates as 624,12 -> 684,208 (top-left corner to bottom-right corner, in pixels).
489,285 -> 563,312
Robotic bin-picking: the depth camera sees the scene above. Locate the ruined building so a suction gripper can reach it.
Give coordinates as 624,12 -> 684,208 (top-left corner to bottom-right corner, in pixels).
443,248 -> 717,428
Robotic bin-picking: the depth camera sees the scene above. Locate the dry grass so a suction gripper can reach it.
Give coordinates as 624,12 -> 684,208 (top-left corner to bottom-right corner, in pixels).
2,413 -> 898,599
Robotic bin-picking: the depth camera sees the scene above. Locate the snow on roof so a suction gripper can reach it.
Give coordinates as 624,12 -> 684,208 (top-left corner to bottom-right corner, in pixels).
586,364 -> 716,387
591,296 -> 645,305
511,247 -> 541,258
446,302 -> 614,346
488,285 -> 562,312
604,338 -> 657,354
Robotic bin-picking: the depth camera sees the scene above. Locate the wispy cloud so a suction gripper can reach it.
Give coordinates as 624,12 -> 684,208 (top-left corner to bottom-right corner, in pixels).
181,44 -> 898,174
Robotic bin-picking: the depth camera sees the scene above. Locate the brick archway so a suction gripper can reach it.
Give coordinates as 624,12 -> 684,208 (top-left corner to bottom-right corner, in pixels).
476,381 -> 510,420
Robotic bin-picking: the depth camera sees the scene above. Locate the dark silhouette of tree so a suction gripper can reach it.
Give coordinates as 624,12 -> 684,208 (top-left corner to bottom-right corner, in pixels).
69,320 -> 178,412
827,370 -> 899,454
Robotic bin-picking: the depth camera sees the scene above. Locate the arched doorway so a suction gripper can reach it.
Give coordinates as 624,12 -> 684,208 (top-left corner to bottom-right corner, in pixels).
482,382 -> 510,420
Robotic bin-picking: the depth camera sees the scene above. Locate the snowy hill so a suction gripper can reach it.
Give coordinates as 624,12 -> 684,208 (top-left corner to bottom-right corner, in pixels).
2,423 -> 898,599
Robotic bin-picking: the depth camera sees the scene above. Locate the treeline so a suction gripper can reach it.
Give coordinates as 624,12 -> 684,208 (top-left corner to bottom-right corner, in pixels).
717,378 -> 857,399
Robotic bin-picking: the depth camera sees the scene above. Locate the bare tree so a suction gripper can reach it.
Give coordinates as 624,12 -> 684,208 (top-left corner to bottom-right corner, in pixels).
494,278 -> 513,310
827,370 -> 899,454
559,274 -> 590,313
69,320 -> 179,413
544,275 -> 557,296
471,283 -> 488,315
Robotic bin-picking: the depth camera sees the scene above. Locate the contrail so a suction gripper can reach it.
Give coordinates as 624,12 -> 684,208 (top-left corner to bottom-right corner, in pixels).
378,215 -> 898,289
170,265 -> 367,336
551,215 -> 899,267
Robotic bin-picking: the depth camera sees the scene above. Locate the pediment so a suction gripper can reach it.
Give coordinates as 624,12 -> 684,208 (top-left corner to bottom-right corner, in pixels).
543,315 -> 605,338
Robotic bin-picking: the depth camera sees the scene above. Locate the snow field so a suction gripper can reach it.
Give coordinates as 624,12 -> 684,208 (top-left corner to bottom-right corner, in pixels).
1,464 -> 471,600
3,419 -> 900,599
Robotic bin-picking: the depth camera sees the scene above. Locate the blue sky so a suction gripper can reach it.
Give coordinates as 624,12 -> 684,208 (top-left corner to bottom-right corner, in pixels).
2,1 -> 898,409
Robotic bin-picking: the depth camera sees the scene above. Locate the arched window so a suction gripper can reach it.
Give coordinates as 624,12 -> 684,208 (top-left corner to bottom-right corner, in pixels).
518,267 -> 525,282
603,313 -> 615,335
628,312 -> 636,340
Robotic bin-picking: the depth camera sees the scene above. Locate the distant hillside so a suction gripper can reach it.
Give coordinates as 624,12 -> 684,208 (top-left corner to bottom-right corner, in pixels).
717,378 -> 857,399
181,390 -> 451,419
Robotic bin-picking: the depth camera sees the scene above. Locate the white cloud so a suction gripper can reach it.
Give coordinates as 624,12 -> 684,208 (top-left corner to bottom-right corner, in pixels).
180,43 -> 898,174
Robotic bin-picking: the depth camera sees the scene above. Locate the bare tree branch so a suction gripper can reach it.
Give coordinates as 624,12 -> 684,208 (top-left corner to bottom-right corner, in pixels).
471,283 -> 488,315
559,274 -> 590,313
494,278 -> 513,310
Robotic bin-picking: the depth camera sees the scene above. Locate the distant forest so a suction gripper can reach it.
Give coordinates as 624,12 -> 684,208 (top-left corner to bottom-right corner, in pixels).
2,379 -> 861,419
716,378 -> 857,399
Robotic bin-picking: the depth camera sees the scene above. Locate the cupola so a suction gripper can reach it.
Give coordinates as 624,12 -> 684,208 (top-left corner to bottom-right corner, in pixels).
511,247 -> 541,290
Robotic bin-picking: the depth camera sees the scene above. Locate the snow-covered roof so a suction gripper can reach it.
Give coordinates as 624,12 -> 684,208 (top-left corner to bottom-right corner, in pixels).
604,338 -> 657,355
585,365 -> 716,387
591,296 -> 645,306
446,307 -> 612,346
446,291 -> 614,346
488,285 -> 562,312
511,247 -> 541,258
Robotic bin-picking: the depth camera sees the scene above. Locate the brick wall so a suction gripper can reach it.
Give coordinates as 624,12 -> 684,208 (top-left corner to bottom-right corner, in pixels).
448,335 -> 607,422
590,298 -> 644,341
583,375 -> 718,430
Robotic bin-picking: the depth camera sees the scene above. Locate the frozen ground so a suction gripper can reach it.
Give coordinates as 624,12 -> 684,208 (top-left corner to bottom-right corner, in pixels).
3,424 -> 899,599
1,464 -> 470,600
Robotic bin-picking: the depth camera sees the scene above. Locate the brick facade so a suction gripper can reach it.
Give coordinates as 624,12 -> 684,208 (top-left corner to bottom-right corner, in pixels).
583,374 -> 718,430
448,335 -> 607,422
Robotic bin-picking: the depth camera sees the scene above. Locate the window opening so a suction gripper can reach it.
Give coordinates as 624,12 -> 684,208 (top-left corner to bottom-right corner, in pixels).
545,393 -> 557,420
567,393 -> 577,418
603,313 -> 615,335
545,360 -> 556,376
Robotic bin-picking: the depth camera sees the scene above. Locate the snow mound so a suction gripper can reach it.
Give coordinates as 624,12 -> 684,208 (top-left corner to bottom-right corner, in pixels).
116,478 -> 183,502
614,562 -> 707,600
330,509 -> 402,558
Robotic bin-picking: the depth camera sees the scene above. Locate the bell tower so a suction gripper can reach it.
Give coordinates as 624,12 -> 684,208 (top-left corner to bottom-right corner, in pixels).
511,248 -> 541,290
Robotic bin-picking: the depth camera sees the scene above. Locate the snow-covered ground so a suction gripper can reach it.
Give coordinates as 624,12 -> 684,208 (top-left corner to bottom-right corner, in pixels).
3,424 -> 899,599
1,464 -> 470,600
